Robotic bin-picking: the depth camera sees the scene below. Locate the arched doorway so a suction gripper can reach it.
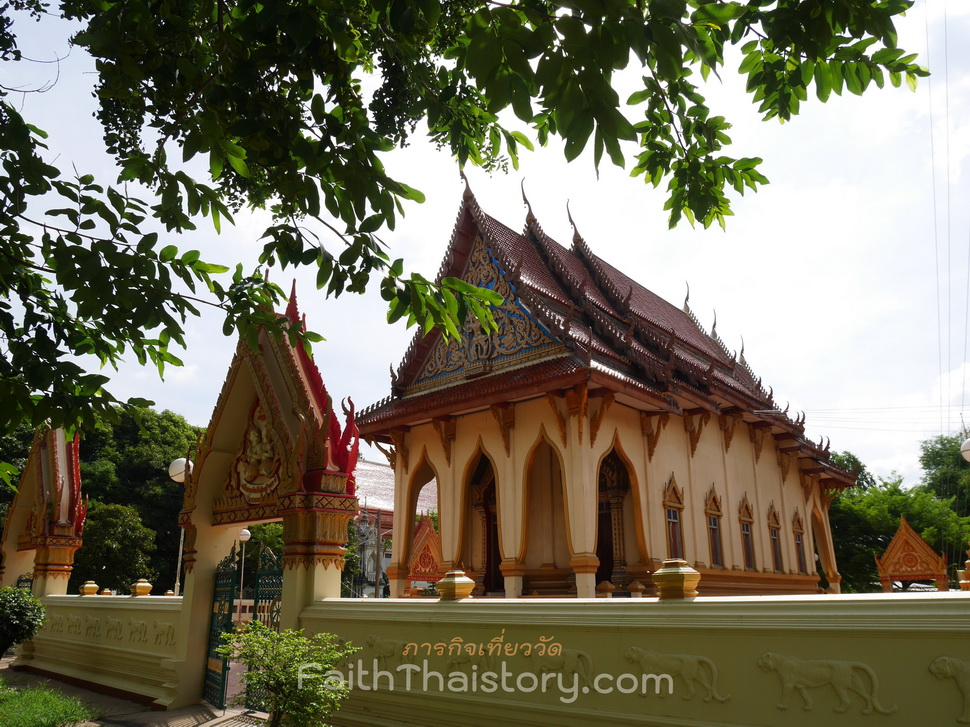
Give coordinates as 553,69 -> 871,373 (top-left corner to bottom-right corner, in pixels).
811,507 -> 839,592
522,438 -> 571,595
461,453 -> 503,595
595,449 -> 632,590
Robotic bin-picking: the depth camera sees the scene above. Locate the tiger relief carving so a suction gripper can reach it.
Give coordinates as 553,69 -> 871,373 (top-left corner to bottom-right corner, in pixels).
758,652 -> 897,715
930,656 -> 970,724
624,646 -> 729,702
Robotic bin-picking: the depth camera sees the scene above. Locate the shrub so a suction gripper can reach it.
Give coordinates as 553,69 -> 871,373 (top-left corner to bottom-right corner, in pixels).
217,621 -> 357,727
0,587 -> 45,655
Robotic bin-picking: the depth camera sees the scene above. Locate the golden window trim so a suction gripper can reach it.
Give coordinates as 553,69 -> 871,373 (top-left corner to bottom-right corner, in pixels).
704,484 -> 722,516
663,474 -> 684,509
738,493 -> 754,522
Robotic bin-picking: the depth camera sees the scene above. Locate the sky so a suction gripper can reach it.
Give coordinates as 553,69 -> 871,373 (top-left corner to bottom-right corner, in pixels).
4,1 -> 970,485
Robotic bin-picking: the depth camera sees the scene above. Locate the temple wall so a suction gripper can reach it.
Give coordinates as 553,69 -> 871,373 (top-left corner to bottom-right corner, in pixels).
302,592 -> 970,727
14,594 -> 186,708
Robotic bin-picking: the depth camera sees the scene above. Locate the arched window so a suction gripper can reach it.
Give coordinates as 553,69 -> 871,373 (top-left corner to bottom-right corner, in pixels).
767,504 -> 783,573
705,486 -> 723,567
663,475 -> 685,560
738,494 -> 756,571
792,511 -> 808,575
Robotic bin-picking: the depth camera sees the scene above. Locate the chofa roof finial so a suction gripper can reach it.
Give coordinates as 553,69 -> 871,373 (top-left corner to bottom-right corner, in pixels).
566,200 -> 582,245
683,281 -> 691,313
285,279 -> 300,323
460,169 -> 473,201
521,179 -> 536,225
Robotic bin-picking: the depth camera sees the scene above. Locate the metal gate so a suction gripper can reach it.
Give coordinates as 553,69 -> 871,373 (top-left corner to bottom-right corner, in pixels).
203,544 -> 239,709
244,545 -> 284,711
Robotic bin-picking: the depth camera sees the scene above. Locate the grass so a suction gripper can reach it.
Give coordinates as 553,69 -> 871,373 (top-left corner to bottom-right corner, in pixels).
0,676 -> 97,727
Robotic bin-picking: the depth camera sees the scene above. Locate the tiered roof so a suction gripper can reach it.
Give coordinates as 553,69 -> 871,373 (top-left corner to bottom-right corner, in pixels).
359,187 -> 852,487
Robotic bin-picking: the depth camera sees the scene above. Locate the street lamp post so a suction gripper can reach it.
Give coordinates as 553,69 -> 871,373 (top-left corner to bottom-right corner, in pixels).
167,457 -> 193,596
237,528 -> 251,626
959,439 -> 970,590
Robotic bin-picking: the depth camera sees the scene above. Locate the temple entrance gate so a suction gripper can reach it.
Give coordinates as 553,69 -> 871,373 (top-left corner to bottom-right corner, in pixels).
203,545 -> 239,709
244,545 -> 284,711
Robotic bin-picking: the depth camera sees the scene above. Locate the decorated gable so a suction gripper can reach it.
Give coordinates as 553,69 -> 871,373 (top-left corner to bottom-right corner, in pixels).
408,515 -> 443,584
410,234 -> 562,393
875,515 -> 948,590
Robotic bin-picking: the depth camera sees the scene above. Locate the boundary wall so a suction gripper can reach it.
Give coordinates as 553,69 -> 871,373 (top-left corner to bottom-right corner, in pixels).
300,592 -> 970,727
15,594 -> 185,708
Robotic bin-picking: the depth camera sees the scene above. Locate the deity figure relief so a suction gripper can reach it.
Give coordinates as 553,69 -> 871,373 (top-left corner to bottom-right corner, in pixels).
233,404 -> 281,501
467,317 -> 494,363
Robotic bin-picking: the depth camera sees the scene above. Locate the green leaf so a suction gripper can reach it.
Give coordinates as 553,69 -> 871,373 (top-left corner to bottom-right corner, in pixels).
227,154 -> 251,178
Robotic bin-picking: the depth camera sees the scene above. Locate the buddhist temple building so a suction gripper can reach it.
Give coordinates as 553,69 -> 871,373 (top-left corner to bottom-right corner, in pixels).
359,187 -> 855,599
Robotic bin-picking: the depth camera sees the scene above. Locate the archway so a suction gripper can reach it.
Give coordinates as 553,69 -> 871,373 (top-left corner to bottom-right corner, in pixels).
402,452 -> 440,594
460,452 -> 503,595
811,506 -> 839,592
595,449 -> 633,590
522,437 -> 571,595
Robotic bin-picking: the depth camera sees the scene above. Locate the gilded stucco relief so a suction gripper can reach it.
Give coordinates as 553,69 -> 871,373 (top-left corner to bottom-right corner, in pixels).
414,235 -> 557,389
757,652 -> 897,715
930,656 -> 970,724
623,646 -> 730,702
230,401 -> 282,503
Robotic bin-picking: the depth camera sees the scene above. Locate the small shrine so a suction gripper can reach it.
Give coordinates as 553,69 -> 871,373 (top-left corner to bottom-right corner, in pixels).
359,186 -> 856,598
406,514 -> 443,594
0,428 -> 87,595
875,515 -> 949,592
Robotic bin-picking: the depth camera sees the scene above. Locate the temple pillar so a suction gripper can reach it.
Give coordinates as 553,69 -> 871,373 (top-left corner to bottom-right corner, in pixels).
500,559 -> 525,598
279,487 -> 357,628
437,453 -> 459,569
570,554 -> 598,598
172,520 -> 237,708
389,454 -> 410,598
31,537 -> 81,596
561,387 -> 598,597
386,563 -> 407,598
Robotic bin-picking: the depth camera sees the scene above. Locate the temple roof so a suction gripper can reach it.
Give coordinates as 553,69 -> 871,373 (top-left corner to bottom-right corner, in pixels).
358,189 -> 853,487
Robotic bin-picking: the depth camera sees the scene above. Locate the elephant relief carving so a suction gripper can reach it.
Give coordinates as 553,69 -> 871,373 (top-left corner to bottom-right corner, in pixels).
930,656 -> 970,724
365,635 -> 415,671
84,616 -> 101,638
758,652 -> 897,715
66,616 -> 81,636
624,646 -> 729,702
449,650 -> 499,674
104,618 -> 123,640
48,615 -> 65,634
532,649 -> 594,688
152,620 -> 176,646
128,618 -> 148,643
